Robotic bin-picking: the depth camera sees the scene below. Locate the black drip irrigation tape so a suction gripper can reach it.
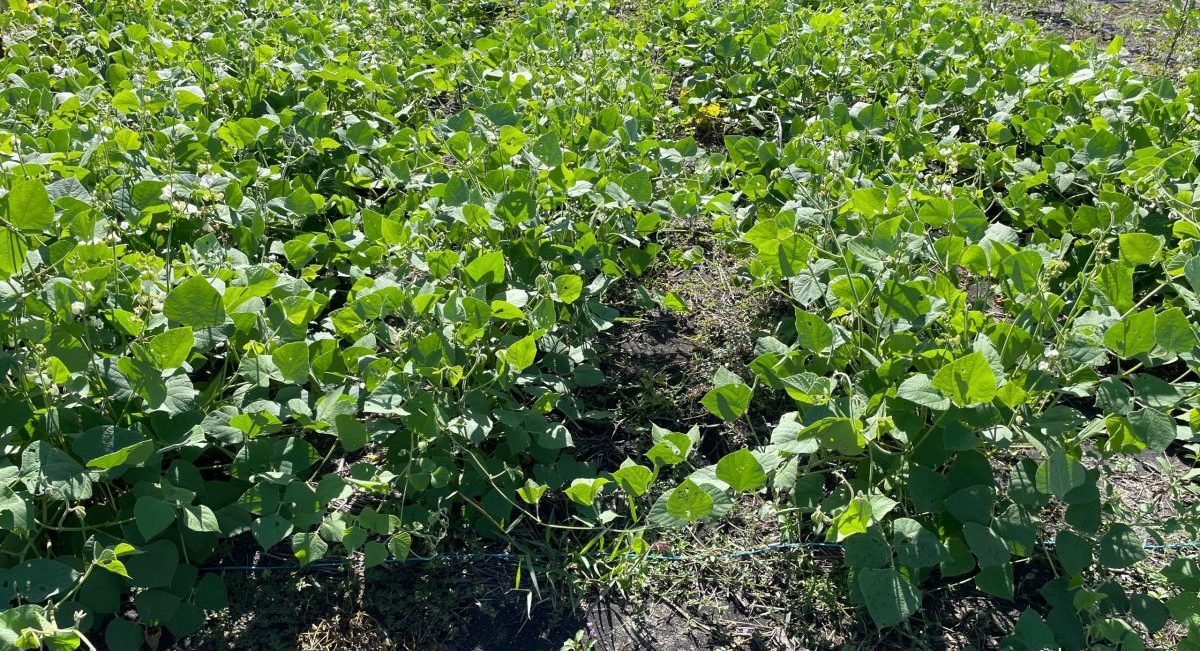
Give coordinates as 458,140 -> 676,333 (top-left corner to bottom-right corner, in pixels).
197,539 -> 1200,574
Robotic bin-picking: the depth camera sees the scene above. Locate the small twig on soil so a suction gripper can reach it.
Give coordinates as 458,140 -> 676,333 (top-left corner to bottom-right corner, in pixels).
660,596 -> 717,635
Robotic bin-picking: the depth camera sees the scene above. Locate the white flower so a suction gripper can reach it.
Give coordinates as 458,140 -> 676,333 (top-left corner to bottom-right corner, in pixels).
70,301 -> 85,315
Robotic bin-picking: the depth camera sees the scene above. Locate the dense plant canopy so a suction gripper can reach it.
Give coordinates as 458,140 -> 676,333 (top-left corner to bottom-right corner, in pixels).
1,0 -> 1199,648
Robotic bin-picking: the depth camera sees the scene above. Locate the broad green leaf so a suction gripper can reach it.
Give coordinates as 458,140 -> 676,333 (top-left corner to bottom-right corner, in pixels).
974,564 -> 1014,599
1127,408 -> 1176,452
564,477 -> 609,506
112,90 -> 140,113
20,441 -> 92,501
1185,255 -> 1200,294
272,341 -> 310,385
857,568 -> 920,627
646,436 -> 688,467
292,532 -> 328,566
164,276 -> 226,328
8,560 -> 78,603
828,274 -> 872,308
1054,530 -> 1092,575
497,125 -> 527,157
1001,250 -> 1042,293
364,541 -> 388,569
123,539 -> 178,589
878,280 -> 929,321
495,191 -> 533,224
553,274 -> 583,304
944,485 -> 995,525
964,522 -> 1009,567
363,377 -> 409,415
505,335 -> 537,372
831,496 -> 875,540
426,250 -> 460,279
194,574 -> 228,610
1098,523 -> 1145,568
620,170 -> 653,204
283,187 -> 318,216
896,374 -> 951,410
149,327 -> 194,370
660,291 -> 688,312
611,463 -> 653,497
1034,452 -> 1086,498
489,300 -> 524,321
794,309 -> 834,352
182,504 -> 221,533
105,618 -> 144,651
0,489 -> 31,532
388,531 -> 412,561
1118,232 -> 1162,266
97,557 -> 130,579
465,250 -> 505,283
1104,308 -> 1156,358
1162,557 -> 1200,592
1079,130 -> 1124,163
8,177 -> 53,231
460,296 -> 492,330
1130,594 -> 1169,634
847,187 -> 887,217
931,352 -> 997,407
1013,609 -> 1056,651
665,479 -> 714,521
843,525 -> 890,568
802,417 -> 865,455
1131,373 -> 1180,409
135,496 -> 176,539
334,414 -> 368,452
715,449 -> 766,491
517,479 -> 549,504
252,514 -> 293,549
174,85 -> 207,109
342,525 -> 367,553
619,247 -> 654,276
892,518 -> 947,568
530,131 -> 562,167
1155,307 -> 1196,354
0,228 -> 27,277
86,439 -> 155,470
1095,262 -> 1134,312
700,383 -> 752,421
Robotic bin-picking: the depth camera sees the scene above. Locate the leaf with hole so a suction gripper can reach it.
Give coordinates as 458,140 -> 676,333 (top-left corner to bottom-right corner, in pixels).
715,449 -> 766,492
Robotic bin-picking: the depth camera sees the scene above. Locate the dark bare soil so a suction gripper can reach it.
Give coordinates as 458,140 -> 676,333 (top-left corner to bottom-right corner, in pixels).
989,0 -> 1199,73
177,558 -> 583,651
